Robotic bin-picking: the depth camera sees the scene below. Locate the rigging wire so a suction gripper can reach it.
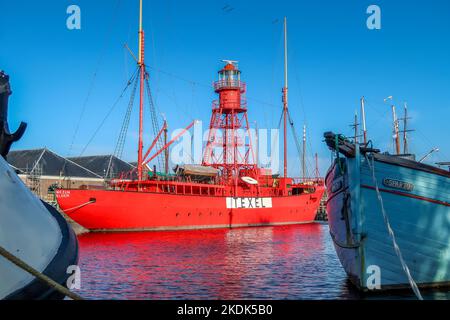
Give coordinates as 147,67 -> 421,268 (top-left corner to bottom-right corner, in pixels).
99,59 -> 325,177
123,44 -> 130,83
104,68 -> 140,179
105,70 -> 139,179
67,0 -> 122,157
78,68 -> 140,157
145,76 -> 165,171
268,20 -> 285,129
145,65 -> 280,110
60,0 -> 122,177
115,70 -> 140,160
292,65 -> 316,176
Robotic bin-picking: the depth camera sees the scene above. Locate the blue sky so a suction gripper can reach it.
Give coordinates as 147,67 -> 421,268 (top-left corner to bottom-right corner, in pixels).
1,0 -> 449,176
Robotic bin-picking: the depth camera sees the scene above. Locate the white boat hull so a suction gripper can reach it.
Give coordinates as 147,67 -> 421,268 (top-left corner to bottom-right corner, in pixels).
0,156 -> 79,299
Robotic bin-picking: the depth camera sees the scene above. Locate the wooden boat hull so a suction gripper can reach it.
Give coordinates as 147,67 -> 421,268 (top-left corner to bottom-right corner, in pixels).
326,148 -> 450,291
56,187 -> 325,232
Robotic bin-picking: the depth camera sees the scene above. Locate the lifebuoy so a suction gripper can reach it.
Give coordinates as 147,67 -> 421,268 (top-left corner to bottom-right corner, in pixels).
241,176 -> 258,185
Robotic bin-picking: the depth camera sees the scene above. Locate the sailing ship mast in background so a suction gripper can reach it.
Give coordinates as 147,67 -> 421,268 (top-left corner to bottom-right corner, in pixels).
302,124 -> 306,181
137,0 -> 145,181
282,17 -> 289,180
56,3 -> 326,232
389,99 -> 416,157
384,95 -> 402,155
399,102 -> 414,155
282,17 -> 309,182
357,96 -> 417,157
350,110 -> 360,144
391,104 -> 401,155
281,17 -> 318,182
119,8 -> 321,191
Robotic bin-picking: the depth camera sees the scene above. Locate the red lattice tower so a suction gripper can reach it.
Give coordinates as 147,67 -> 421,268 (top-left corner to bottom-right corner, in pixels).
203,61 -> 257,183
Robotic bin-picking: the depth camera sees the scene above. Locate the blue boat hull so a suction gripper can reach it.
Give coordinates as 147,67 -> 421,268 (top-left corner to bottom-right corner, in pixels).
326,149 -> 450,291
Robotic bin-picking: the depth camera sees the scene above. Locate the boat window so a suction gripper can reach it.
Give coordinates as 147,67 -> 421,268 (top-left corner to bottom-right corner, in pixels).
219,70 -> 240,83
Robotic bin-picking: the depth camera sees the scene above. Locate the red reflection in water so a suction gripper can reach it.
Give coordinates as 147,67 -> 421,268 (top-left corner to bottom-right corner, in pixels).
77,224 -> 353,300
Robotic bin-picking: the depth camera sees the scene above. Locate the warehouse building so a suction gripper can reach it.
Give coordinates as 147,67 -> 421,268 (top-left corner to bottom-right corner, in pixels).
6,148 -> 135,202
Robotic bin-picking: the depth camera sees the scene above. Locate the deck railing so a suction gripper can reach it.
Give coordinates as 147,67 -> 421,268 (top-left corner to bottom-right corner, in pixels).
213,80 -> 246,93
292,177 -> 325,186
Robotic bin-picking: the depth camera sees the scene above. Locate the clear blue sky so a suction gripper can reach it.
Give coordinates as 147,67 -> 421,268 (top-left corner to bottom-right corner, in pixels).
1,0 -> 449,176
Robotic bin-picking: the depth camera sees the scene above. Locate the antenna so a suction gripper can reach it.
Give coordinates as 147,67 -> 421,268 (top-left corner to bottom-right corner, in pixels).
360,97 -> 367,144
221,60 -> 238,66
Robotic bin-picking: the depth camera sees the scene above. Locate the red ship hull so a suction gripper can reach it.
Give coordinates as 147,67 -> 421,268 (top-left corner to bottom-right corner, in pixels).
56,187 -> 325,231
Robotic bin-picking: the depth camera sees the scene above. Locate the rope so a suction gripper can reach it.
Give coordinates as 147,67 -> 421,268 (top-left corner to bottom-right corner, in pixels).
63,200 -> 96,213
0,245 -> 84,300
365,153 -> 423,300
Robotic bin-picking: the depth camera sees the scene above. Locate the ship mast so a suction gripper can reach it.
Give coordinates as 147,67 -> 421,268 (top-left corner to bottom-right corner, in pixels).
302,124 -> 306,181
137,0 -> 145,181
398,102 -> 414,155
350,109 -> 359,143
402,102 -> 409,154
164,120 -> 169,174
391,105 -> 401,155
282,17 -> 288,179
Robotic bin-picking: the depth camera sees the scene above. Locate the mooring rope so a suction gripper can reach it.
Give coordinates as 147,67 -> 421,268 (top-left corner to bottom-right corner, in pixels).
0,245 -> 84,300
365,153 -> 423,300
63,200 -> 96,213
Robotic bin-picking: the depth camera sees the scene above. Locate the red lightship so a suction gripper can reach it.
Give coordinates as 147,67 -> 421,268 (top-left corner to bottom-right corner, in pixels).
56,2 -> 325,232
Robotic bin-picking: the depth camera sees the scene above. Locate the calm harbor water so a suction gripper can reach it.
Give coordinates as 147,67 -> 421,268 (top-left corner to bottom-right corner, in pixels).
77,223 -> 450,300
